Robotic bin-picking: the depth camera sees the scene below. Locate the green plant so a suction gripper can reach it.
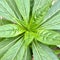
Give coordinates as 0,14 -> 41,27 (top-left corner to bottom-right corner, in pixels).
0,0 -> 60,60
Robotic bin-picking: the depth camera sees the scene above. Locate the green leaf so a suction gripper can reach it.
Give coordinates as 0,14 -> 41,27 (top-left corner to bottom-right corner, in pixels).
14,47 -> 31,60
0,38 -> 14,49
14,48 -> 32,60
0,24 -> 24,37
5,0 -> 22,20
14,43 -> 26,60
36,29 -> 60,45
0,36 -> 20,58
22,48 -> 32,60
15,0 -> 30,23
0,0 -> 17,23
24,31 -> 34,47
0,0 -> 24,25
32,0 -> 52,24
32,41 -> 59,60
0,38 -> 24,60
42,0 -> 60,25
42,12 -> 60,30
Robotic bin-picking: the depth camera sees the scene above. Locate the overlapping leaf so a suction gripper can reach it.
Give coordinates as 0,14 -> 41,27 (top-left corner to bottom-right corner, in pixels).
0,36 -> 21,58
32,41 -> 59,60
42,12 -> 60,30
42,0 -> 60,30
14,47 -> 32,60
0,38 -> 23,60
0,0 -> 25,25
15,0 -> 30,23
0,0 -> 17,23
0,37 -> 32,60
32,0 -> 52,25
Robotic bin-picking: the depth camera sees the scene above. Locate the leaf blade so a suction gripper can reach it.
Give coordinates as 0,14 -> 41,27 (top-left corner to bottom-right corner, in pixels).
36,29 -> 60,45
22,48 -> 32,60
1,38 -> 24,60
42,12 -> 60,30
32,0 -> 52,25
0,0 -> 17,23
42,0 -> 60,25
15,0 -> 30,23
0,24 -> 24,37
32,41 -> 59,60
0,36 -> 21,58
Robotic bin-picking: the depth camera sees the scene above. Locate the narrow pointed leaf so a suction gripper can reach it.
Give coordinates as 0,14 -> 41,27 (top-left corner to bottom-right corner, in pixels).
15,0 -> 30,23
32,41 -> 59,60
0,0 -> 17,23
0,38 -> 14,49
43,0 -> 60,24
36,29 -> 60,45
14,47 -> 31,60
0,24 -> 24,37
42,12 -> 60,30
0,36 -> 20,58
32,0 -> 52,24
1,38 -> 23,60
5,0 -> 22,20
14,44 -> 26,60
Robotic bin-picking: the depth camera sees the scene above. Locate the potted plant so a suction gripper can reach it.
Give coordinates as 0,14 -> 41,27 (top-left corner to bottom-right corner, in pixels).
0,0 -> 60,60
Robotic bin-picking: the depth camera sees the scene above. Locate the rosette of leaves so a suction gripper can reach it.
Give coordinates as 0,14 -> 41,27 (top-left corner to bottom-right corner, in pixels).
0,0 -> 60,60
